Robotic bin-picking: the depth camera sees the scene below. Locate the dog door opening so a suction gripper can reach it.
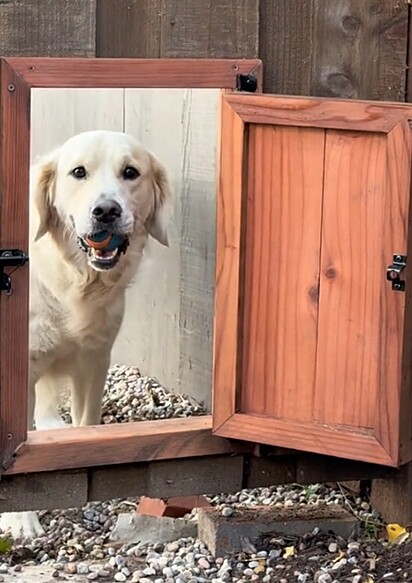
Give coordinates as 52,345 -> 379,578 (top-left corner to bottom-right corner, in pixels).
29,88 -> 218,432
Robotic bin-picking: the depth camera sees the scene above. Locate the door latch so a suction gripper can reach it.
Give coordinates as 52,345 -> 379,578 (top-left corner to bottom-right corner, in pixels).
0,249 -> 28,295
386,254 -> 407,292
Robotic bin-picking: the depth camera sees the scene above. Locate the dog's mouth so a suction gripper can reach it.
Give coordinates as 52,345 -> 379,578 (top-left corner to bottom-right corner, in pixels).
77,231 -> 129,271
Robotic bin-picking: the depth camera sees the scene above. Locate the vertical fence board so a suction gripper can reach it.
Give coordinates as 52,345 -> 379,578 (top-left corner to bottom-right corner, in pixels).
160,0 -> 259,57
122,89 -> 219,408
120,89 -> 184,385
310,0 -> 408,101
259,0 -> 314,94
30,89 -> 124,159
96,0 -> 162,57
0,0 -> 95,56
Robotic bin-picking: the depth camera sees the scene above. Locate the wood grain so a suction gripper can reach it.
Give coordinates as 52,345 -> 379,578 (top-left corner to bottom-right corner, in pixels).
311,0 -> 408,101
225,93 -> 412,133
212,95 -> 245,431
213,94 -> 412,467
241,124 -> 324,420
214,413 -> 395,466
160,0 -> 259,58
314,130 -> 397,431
7,417 -> 250,475
0,0 -> 95,57
314,121 -> 411,466
259,0 -> 314,94
96,0 -> 162,58
0,60 -> 31,468
5,57 -> 263,90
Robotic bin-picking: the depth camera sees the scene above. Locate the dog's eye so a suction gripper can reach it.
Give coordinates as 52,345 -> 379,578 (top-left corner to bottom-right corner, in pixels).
123,166 -> 140,180
71,166 -> 87,179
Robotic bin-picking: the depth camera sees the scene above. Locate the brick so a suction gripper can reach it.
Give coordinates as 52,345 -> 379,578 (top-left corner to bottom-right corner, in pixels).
198,505 -> 358,557
138,495 -> 212,518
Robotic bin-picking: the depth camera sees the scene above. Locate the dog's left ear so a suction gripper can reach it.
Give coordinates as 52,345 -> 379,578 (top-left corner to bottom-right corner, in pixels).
148,154 -> 173,247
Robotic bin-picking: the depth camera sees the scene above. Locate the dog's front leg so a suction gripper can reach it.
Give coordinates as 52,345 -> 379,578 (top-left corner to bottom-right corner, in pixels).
70,349 -> 110,427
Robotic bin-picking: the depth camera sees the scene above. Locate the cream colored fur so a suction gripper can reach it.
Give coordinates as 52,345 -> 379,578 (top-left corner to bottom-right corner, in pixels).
29,129 -> 172,430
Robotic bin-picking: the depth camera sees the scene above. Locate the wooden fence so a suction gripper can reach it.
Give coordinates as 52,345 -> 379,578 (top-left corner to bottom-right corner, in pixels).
1,0 -> 412,519
0,1 -> 408,101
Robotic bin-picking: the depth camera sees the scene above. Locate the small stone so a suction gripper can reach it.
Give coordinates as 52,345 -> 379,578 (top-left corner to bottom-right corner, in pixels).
328,542 -> 338,553
221,507 -> 234,517
87,574 -> 99,581
114,573 -> 127,582
315,573 -> 333,583
65,564 -> 77,575
143,566 -> 156,576
0,565 -> 8,574
115,555 -> 127,568
13,565 -> 22,572
0,576 -> 5,582
347,542 -> 360,553
198,557 -> 210,569
77,563 -> 90,575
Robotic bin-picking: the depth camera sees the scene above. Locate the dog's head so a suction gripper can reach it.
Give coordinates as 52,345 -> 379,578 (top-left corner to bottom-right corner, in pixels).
32,130 -> 173,271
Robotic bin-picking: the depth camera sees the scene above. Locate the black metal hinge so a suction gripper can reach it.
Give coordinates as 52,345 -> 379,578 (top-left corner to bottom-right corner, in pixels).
386,254 -> 407,292
236,73 -> 258,93
0,249 -> 28,295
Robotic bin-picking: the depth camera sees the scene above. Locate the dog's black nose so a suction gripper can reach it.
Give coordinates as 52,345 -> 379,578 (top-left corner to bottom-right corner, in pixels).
91,200 -> 122,223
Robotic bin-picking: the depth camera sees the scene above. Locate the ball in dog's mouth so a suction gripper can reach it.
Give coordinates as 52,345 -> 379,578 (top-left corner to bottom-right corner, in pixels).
81,231 -> 129,271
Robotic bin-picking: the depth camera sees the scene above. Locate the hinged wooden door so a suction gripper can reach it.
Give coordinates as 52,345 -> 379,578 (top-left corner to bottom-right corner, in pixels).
213,93 -> 412,467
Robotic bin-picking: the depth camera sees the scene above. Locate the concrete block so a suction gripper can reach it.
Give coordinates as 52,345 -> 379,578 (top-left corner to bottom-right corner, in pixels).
198,505 -> 358,557
109,512 -> 197,546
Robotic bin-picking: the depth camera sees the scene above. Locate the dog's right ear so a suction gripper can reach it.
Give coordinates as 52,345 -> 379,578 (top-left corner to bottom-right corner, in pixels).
31,149 -> 60,242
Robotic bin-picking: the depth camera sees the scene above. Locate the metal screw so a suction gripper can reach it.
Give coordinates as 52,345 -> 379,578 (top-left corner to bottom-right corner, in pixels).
395,255 -> 403,263
7,433 -> 12,440
393,283 -> 402,291
232,64 -> 239,71
7,84 -> 15,92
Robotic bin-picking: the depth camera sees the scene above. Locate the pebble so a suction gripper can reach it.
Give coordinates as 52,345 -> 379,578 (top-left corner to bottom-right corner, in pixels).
0,366 -> 386,583
77,563 -> 90,574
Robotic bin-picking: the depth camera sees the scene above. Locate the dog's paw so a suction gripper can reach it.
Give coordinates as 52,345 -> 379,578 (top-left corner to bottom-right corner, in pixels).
35,414 -> 68,431
0,511 -> 45,539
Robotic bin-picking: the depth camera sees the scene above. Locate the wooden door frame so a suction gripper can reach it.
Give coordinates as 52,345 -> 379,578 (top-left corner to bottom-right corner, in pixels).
0,57 -> 262,476
212,92 -> 412,468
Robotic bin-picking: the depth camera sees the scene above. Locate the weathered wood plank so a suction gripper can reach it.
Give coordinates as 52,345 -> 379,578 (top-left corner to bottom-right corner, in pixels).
311,0 -> 408,100
0,0 -> 96,56
259,0 -> 314,94
6,417 -> 248,475
96,0 -> 162,57
160,0 -> 259,58
31,89 -> 124,160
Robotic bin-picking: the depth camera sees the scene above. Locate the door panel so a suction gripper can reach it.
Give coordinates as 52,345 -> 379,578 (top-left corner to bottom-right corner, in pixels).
242,124 -> 325,421
314,130 -> 389,430
213,93 -> 412,466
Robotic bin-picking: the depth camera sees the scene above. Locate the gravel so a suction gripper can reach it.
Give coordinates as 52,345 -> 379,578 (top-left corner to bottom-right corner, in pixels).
59,364 -> 206,425
0,365 -> 405,581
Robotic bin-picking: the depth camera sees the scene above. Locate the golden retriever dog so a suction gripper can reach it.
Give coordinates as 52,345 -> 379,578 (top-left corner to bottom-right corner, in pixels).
29,129 -> 172,431
0,130 -> 172,538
